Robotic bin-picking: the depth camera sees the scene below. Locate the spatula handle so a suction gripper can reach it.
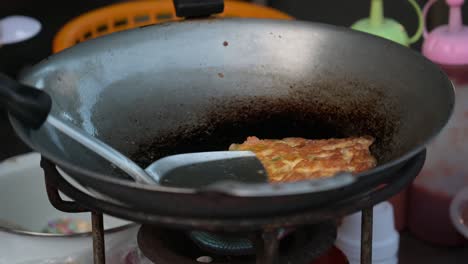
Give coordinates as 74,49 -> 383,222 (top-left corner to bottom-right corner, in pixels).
173,0 -> 224,18
0,73 -> 51,129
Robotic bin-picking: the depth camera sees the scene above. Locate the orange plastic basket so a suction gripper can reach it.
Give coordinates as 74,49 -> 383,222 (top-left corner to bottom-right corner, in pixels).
53,0 -> 292,53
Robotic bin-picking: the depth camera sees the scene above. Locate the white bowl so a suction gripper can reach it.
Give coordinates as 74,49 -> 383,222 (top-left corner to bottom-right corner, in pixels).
0,153 -> 138,264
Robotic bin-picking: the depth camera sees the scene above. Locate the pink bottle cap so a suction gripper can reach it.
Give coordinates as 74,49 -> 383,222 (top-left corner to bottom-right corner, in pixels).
422,0 -> 468,66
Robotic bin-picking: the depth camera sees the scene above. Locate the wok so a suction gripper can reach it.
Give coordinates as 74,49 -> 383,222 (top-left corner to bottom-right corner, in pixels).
6,16 -> 454,217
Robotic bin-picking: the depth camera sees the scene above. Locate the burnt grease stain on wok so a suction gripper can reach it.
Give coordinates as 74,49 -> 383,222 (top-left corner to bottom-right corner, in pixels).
130,81 -> 399,173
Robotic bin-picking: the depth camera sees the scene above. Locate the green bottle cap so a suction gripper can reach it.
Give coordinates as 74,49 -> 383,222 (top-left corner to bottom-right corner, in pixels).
351,0 -> 423,46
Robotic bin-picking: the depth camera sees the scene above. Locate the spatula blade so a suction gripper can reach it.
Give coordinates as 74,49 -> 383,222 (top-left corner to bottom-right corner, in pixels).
145,151 -> 268,188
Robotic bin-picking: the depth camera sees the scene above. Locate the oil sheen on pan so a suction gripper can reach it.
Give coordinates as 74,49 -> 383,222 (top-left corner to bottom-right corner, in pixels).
229,136 -> 377,183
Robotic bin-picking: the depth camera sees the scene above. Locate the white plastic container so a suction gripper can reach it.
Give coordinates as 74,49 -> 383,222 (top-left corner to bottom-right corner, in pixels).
335,202 -> 399,264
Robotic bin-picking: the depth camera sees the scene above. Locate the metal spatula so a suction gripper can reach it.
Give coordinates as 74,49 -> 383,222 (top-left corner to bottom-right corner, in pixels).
0,73 -> 268,186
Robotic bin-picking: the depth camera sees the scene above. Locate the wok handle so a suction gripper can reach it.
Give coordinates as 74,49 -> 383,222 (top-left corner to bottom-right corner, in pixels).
173,0 -> 224,18
0,73 -> 52,129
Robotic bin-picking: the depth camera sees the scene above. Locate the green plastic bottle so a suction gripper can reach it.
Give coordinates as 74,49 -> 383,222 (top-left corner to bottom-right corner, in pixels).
351,0 -> 423,46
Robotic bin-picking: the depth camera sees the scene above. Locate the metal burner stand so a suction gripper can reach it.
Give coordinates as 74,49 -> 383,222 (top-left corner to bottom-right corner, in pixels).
39,151 -> 426,264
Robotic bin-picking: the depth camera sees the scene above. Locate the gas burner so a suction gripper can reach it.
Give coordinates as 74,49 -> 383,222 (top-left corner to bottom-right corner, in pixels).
137,222 -> 337,264
187,228 -> 291,256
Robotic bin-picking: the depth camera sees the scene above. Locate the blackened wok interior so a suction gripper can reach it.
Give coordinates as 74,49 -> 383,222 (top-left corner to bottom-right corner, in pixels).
130,81 -> 397,177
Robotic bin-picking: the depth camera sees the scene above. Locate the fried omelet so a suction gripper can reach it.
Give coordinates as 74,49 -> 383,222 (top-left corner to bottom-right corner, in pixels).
229,136 -> 377,183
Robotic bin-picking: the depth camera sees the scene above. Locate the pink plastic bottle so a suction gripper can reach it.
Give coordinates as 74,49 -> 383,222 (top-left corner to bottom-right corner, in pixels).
408,0 -> 468,246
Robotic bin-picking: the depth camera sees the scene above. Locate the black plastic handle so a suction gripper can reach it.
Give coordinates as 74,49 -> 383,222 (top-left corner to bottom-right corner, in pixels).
173,0 -> 224,18
0,73 -> 52,129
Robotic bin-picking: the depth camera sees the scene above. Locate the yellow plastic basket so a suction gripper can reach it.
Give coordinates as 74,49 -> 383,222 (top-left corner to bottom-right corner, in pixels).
53,0 -> 292,53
